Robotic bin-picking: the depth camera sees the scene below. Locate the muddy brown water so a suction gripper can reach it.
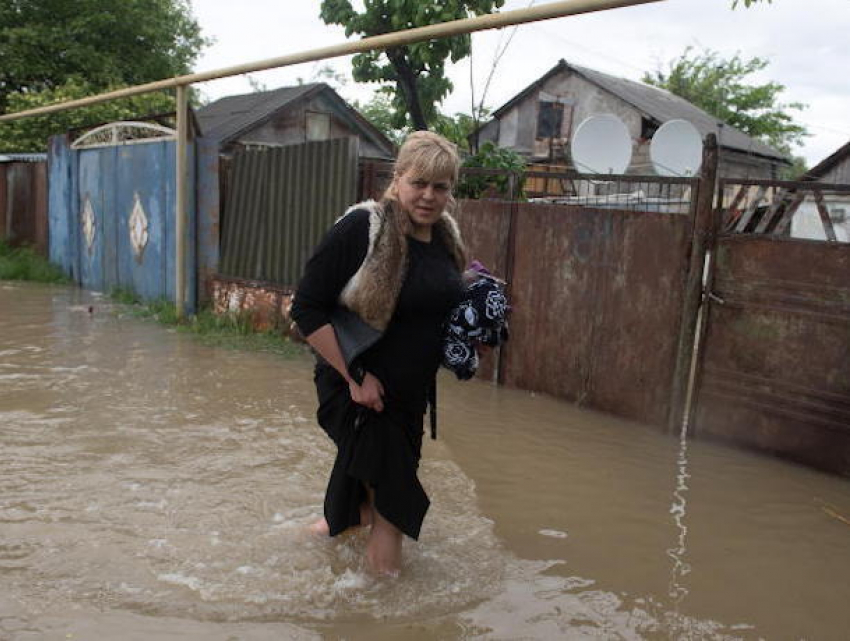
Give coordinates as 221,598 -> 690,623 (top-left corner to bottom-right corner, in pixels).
1,281 -> 848,641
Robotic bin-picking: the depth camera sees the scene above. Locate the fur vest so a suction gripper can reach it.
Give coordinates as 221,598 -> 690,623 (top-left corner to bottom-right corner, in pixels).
338,199 -> 467,331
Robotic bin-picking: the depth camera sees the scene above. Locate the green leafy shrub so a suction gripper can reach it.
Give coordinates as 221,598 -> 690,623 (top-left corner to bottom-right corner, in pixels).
456,142 -> 526,199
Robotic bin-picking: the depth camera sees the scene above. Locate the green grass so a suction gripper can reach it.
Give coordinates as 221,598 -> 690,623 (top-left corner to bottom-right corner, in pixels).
110,288 -> 304,358
0,240 -> 70,284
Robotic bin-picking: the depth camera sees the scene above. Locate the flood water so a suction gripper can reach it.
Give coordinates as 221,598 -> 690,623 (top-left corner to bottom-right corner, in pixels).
1,281 -> 849,641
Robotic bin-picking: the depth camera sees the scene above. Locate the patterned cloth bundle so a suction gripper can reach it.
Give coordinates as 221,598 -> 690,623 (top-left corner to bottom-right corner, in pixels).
442,263 -> 510,380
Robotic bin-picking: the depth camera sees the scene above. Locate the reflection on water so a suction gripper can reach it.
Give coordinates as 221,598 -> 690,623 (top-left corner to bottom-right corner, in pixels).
1,281 -> 849,640
667,422 -> 691,607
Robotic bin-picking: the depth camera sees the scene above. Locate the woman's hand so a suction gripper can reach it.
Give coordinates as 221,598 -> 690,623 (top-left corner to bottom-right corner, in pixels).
349,372 -> 385,412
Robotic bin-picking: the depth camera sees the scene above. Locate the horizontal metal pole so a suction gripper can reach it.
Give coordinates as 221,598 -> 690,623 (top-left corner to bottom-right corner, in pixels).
523,169 -> 697,185
718,177 -> 850,192
0,0 -> 662,122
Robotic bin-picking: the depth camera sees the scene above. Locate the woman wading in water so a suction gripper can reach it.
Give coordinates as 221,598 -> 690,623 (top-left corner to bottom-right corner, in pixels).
291,131 -> 468,576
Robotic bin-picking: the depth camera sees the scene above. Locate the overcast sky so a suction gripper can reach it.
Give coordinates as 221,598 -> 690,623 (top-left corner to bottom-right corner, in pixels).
190,0 -> 850,167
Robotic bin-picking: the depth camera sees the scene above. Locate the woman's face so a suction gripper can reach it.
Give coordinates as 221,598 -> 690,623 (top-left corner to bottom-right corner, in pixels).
395,169 -> 452,228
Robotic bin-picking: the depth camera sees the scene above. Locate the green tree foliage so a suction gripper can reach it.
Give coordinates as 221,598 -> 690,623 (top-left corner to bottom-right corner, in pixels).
433,111 -> 482,153
783,154 -> 808,180
354,92 -> 406,146
643,47 -> 807,154
355,89 -> 484,153
0,0 -> 207,150
0,78 -> 176,152
0,0 -> 207,113
319,0 -> 504,131
456,141 -> 525,199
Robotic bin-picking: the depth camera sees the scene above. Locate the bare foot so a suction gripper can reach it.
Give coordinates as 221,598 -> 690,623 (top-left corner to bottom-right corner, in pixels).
308,517 -> 330,536
308,505 -> 372,537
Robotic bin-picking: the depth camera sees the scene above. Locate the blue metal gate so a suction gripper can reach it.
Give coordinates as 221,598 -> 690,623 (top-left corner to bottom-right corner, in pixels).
48,134 -> 197,311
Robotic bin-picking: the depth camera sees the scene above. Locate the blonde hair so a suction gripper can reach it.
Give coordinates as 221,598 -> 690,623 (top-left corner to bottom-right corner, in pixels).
383,131 -> 460,207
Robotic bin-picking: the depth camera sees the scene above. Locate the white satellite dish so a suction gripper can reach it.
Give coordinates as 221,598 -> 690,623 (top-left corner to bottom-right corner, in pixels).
650,119 -> 703,177
570,114 -> 632,175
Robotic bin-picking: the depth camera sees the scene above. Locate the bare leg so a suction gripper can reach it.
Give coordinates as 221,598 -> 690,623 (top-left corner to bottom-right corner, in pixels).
365,489 -> 402,576
359,501 -> 373,527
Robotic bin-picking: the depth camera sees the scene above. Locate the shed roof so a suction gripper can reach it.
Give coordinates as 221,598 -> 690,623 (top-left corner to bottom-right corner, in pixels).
196,83 -> 320,143
0,153 -> 47,163
489,59 -> 789,163
801,139 -> 850,181
196,83 -> 394,157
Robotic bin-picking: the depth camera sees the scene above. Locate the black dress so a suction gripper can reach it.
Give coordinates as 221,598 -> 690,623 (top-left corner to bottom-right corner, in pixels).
291,207 -> 466,540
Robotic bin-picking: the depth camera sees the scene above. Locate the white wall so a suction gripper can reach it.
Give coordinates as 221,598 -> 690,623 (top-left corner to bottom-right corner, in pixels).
791,197 -> 850,242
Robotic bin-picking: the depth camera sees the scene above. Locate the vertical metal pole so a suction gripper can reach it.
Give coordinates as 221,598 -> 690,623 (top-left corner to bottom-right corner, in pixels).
496,171 -> 519,386
667,133 -> 718,433
175,85 -> 188,319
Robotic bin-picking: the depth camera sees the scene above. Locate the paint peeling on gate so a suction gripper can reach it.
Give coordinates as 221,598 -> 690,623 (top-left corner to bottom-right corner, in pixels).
47,133 -> 199,311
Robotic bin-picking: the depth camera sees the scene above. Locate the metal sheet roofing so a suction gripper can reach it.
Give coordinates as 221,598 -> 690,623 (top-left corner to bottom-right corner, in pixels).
491,60 -> 788,162
196,83 -> 321,144
802,139 -> 850,181
195,83 -> 394,159
0,153 -> 47,163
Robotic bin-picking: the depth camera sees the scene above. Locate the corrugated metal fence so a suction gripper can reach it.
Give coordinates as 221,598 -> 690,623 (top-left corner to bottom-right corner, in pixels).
220,137 -> 359,284
1,161 -> 48,254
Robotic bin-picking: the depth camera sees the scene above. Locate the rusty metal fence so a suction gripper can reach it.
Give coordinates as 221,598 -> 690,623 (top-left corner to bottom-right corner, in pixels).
220,137 -> 359,284
341,159 -> 705,430
1,160 -> 48,254
219,140 -> 850,473
455,185 -> 699,429
690,178 -> 850,475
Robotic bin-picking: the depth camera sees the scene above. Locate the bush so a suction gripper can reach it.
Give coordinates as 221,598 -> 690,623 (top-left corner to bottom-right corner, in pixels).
456,142 -> 526,200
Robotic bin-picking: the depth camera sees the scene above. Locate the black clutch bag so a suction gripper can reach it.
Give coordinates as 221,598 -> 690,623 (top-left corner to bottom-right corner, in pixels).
329,306 -> 382,385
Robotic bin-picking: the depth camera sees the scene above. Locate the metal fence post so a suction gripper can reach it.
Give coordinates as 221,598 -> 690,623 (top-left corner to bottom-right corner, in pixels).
175,85 -> 189,319
667,133 -> 719,433
496,171 -> 520,386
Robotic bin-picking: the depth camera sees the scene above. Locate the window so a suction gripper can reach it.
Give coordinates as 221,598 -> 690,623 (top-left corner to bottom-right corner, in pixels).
830,207 -> 847,224
641,117 -> 659,140
306,111 -> 331,141
537,101 -> 564,139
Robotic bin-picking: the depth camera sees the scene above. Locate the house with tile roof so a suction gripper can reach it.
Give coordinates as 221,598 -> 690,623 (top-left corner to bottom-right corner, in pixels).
196,83 -> 395,160
472,59 -> 790,179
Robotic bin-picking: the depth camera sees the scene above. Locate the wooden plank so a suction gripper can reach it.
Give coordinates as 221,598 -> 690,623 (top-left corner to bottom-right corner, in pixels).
723,184 -> 749,231
772,191 -> 807,235
734,185 -> 767,233
814,191 -> 838,242
754,187 -> 789,234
